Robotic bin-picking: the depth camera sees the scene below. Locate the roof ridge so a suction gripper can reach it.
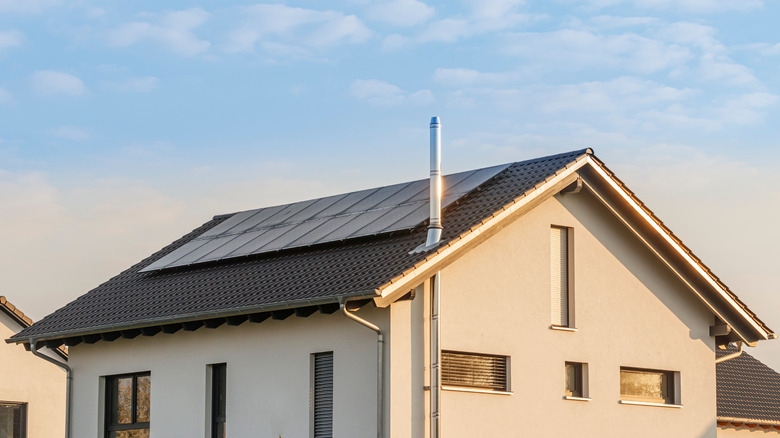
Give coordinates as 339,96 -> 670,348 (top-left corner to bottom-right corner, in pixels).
212,148 -> 592,220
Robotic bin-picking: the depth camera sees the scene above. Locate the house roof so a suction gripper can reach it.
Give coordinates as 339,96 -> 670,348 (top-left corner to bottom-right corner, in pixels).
0,296 -> 34,328
1,296 -> 67,359
718,346 -> 780,426
7,148 -> 773,348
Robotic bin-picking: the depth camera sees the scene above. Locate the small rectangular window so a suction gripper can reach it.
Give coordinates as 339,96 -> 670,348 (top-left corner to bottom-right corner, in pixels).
211,363 -> 227,438
441,350 -> 509,392
620,367 -> 676,404
565,362 -> 584,398
0,402 -> 27,438
311,352 -> 333,438
551,226 -> 572,327
105,372 -> 150,438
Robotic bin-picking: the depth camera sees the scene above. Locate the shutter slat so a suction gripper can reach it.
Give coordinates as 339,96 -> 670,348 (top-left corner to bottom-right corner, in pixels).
551,227 -> 569,326
441,351 -> 508,391
313,352 -> 333,438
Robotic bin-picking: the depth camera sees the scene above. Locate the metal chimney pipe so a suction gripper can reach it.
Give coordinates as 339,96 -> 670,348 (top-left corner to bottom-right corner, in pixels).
426,116 -> 443,247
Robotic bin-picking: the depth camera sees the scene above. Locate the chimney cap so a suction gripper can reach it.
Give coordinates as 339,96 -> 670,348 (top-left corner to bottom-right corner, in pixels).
430,116 -> 440,125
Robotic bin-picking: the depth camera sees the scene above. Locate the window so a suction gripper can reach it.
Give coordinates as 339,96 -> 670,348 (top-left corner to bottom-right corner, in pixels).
441,350 -> 509,392
620,367 -> 677,405
0,402 -> 27,438
105,372 -> 150,438
564,362 -> 588,399
210,364 -> 226,438
551,226 -> 573,327
311,352 -> 333,438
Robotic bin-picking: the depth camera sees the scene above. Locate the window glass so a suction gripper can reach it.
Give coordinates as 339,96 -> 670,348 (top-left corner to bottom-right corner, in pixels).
136,376 -> 151,423
0,403 -> 26,438
620,368 -> 673,404
565,362 -> 582,397
211,363 -> 226,438
117,378 -> 133,424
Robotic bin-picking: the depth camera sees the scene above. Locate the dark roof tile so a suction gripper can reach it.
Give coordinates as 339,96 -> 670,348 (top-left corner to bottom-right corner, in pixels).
718,346 -> 780,422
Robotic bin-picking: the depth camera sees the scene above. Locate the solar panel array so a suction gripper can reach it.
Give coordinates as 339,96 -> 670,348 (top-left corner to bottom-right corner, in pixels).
140,164 -> 509,272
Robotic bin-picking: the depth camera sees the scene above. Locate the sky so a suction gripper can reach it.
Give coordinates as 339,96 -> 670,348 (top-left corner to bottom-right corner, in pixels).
1,0 -> 779,367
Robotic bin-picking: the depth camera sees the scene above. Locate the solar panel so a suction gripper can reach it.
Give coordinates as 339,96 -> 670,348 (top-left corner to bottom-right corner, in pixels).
140,163 -> 510,272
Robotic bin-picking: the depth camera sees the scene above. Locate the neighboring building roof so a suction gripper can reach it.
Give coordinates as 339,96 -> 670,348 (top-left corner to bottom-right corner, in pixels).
7,148 -> 773,348
718,346 -> 780,428
0,296 -> 34,328
1,296 -> 67,360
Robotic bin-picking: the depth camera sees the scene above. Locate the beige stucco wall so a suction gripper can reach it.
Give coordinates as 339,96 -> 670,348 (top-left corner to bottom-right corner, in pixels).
718,426 -> 780,436
69,306 -> 388,438
0,312 -> 66,438
417,188 -> 718,438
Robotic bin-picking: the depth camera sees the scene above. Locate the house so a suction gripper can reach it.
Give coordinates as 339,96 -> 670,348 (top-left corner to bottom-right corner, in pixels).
717,346 -> 780,436
6,121 -> 776,437
0,296 -> 67,438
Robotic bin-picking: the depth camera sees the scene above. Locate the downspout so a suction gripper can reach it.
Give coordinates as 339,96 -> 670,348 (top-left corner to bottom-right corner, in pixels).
31,339 -> 71,438
715,342 -> 743,364
430,273 -> 441,438
340,299 -> 383,438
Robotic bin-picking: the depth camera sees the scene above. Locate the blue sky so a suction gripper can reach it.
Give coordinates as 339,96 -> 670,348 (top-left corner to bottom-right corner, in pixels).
1,0 -> 779,366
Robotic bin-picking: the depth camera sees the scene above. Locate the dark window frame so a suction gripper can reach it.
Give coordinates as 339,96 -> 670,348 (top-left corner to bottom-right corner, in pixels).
550,225 -> 575,328
441,350 -> 510,392
0,401 -> 28,438
210,363 -> 227,438
104,372 -> 151,437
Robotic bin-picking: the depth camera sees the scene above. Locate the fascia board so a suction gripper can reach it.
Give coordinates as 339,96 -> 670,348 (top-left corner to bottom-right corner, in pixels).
584,156 -> 772,341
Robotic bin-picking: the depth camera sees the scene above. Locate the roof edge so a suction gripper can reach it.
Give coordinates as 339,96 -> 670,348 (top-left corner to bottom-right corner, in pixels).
9,290 -> 377,344
0,296 -> 34,328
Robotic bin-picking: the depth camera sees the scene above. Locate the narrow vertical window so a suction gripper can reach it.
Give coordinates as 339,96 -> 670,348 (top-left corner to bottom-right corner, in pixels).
211,364 -> 227,438
0,402 -> 27,438
551,226 -> 572,327
105,372 -> 150,438
312,352 -> 333,438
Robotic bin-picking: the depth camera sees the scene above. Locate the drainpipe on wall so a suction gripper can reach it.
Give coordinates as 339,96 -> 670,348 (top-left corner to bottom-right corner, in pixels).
430,273 -> 442,438
715,342 -> 743,364
30,339 -> 71,438
340,299 -> 384,438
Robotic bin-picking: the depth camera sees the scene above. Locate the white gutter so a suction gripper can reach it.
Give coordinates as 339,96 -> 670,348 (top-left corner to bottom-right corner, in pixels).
31,340 -> 71,438
715,342 -> 743,364
340,299 -> 384,438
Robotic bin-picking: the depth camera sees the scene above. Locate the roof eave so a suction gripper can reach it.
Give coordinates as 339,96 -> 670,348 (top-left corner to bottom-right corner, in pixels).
8,290 -> 377,345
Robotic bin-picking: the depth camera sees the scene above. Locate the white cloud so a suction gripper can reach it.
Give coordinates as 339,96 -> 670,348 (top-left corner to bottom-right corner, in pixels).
716,92 -> 778,125
50,126 -> 91,141
107,8 -> 210,57
0,30 -> 23,49
415,0 -> 532,43
101,76 -> 160,93
226,4 -> 371,55
382,33 -> 409,51
350,79 -> 434,106
367,0 -> 435,26
30,70 -> 87,97
503,29 -> 692,74
0,87 -> 11,103
574,0 -> 762,12
0,0 -> 62,13
433,68 -> 510,86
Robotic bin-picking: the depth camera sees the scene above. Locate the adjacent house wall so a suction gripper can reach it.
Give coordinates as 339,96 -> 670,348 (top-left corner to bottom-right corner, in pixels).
0,312 -> 66,438
69,306 -> 388,438
427,188 -> 717,438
